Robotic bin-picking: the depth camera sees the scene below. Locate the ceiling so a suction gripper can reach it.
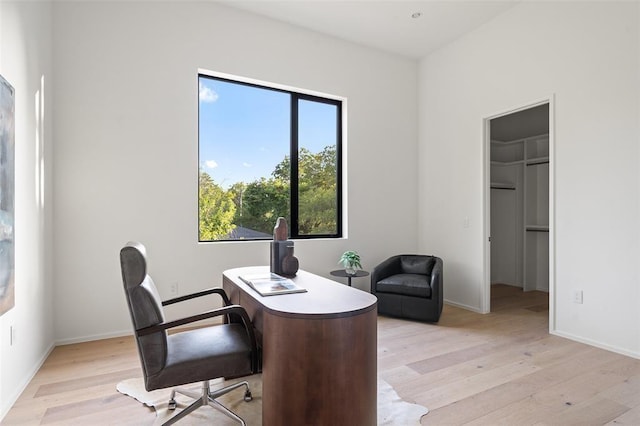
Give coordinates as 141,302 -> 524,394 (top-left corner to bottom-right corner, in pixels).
220,1 -> 520,59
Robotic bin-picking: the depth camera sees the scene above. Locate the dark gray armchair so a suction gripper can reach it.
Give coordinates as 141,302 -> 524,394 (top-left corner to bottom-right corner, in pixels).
119,241 -> 259,425
371,254 -> 443,323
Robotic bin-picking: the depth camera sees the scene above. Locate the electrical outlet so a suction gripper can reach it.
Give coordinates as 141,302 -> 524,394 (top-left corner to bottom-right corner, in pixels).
573,290 -> 583,304
170,282 -> 179,297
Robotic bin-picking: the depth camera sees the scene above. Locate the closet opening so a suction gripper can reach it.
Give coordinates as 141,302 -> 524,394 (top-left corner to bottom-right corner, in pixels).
484,102 -> 552,316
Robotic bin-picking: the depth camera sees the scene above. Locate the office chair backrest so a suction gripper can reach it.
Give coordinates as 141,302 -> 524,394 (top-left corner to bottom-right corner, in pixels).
120,241 -> 167,380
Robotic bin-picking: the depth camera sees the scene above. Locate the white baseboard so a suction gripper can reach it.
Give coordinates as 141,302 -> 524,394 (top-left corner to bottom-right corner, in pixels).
55,319 -> 223,346
551,330 -> 640,360
443,299 -> 484,313
55,329 -> 133,346
0,341 -> 55,422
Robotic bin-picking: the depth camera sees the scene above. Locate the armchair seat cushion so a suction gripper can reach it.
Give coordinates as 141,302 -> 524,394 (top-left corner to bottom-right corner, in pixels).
377,273 -> 431,298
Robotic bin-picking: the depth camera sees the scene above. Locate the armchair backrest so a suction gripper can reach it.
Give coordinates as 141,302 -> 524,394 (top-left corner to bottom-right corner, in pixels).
119,241 -> 168,381
400,255 -> 435,276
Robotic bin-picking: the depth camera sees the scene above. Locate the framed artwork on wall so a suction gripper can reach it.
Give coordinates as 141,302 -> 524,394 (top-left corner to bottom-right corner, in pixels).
0,74 -> 15,316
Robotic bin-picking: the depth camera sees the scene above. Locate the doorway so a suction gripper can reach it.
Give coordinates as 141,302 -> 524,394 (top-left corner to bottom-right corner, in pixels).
483,100 -> 554,323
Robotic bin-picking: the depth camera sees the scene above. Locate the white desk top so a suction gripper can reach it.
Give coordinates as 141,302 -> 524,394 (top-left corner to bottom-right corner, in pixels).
223,266 -> 377,319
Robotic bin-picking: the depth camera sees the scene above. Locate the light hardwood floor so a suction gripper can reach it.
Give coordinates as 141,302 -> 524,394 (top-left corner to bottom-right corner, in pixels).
3,284 -> 640,425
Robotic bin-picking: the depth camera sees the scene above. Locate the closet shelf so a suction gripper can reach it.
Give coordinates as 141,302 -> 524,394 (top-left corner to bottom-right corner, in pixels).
491,182 -> 516,190
491,160 -> 524,167
526,157 -> 549,166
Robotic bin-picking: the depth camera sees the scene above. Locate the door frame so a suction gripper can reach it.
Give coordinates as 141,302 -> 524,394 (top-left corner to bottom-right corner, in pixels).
482,95 -> 556,332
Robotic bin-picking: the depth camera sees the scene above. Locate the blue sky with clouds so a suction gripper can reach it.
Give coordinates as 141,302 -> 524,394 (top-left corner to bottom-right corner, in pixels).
199,77 -> 337,189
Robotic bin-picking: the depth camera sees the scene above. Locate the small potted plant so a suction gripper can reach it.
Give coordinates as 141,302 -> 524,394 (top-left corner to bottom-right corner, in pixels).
339,250 -> 362,275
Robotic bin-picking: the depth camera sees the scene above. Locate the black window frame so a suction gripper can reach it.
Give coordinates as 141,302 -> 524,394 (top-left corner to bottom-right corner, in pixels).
198,73 -> 343,241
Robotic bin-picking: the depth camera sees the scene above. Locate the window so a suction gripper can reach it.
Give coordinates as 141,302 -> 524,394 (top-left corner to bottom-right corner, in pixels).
198,73 -> 343,241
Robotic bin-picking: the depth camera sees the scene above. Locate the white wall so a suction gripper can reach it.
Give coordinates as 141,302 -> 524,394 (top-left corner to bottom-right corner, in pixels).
419,1 -> 640,357
52,2 -> 418,343
0,1 -> 54,419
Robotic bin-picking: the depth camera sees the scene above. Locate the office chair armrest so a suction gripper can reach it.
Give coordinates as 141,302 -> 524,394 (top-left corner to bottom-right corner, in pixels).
162,287 -> 232,307
137,304 -> 246,335
163,287 -> 242,325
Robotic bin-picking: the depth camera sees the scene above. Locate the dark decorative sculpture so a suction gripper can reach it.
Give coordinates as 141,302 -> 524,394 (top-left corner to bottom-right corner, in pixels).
270,217 -> 298,276
273,217 -> 288,241
280,245 -> 299,278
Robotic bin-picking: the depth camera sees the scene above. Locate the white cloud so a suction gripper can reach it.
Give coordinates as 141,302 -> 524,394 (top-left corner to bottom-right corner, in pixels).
205,160 -> 218,169
199,82 -> 218,103
243,162 -> 252,168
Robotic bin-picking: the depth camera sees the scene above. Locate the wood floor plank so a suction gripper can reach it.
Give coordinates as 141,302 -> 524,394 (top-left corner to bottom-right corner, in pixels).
528,356 -> 640,412
407,327 -> 548,375
40,393 -> 132,424
34,368 -> 141,397
411,358 -> 542,410
551,396 -> 630,425
607,405 -> 640,425
599,375 -> 640,408
422,346 -> 603,424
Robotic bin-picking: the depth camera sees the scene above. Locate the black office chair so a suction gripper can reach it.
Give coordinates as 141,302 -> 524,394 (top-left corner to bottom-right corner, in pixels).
119,241 -> 259,425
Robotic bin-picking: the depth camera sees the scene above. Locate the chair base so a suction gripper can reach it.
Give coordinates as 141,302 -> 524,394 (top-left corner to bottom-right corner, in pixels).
163,379 -> 252,426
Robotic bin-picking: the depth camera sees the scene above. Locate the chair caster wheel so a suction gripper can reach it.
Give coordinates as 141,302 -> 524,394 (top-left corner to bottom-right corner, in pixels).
244,390 -> 253,402
168,399 -> 177,410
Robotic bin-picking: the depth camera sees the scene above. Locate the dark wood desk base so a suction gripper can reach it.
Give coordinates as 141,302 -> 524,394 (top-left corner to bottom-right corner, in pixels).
223,268 -> 377,425
263,306 -> 377,425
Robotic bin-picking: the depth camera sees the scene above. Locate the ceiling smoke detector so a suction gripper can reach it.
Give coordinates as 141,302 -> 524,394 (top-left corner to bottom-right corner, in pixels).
411,12 -> 422,19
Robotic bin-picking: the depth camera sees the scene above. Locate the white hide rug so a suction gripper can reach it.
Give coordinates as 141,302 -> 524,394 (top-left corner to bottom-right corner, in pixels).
117,374 -> 428,425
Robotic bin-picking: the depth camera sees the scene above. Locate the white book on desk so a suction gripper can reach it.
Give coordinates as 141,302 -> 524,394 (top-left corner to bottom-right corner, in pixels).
239,273 -> 307,297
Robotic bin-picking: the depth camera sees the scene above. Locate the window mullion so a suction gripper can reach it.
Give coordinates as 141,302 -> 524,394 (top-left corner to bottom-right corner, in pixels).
335,102 -> 343,238
290,95 -> 300,238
